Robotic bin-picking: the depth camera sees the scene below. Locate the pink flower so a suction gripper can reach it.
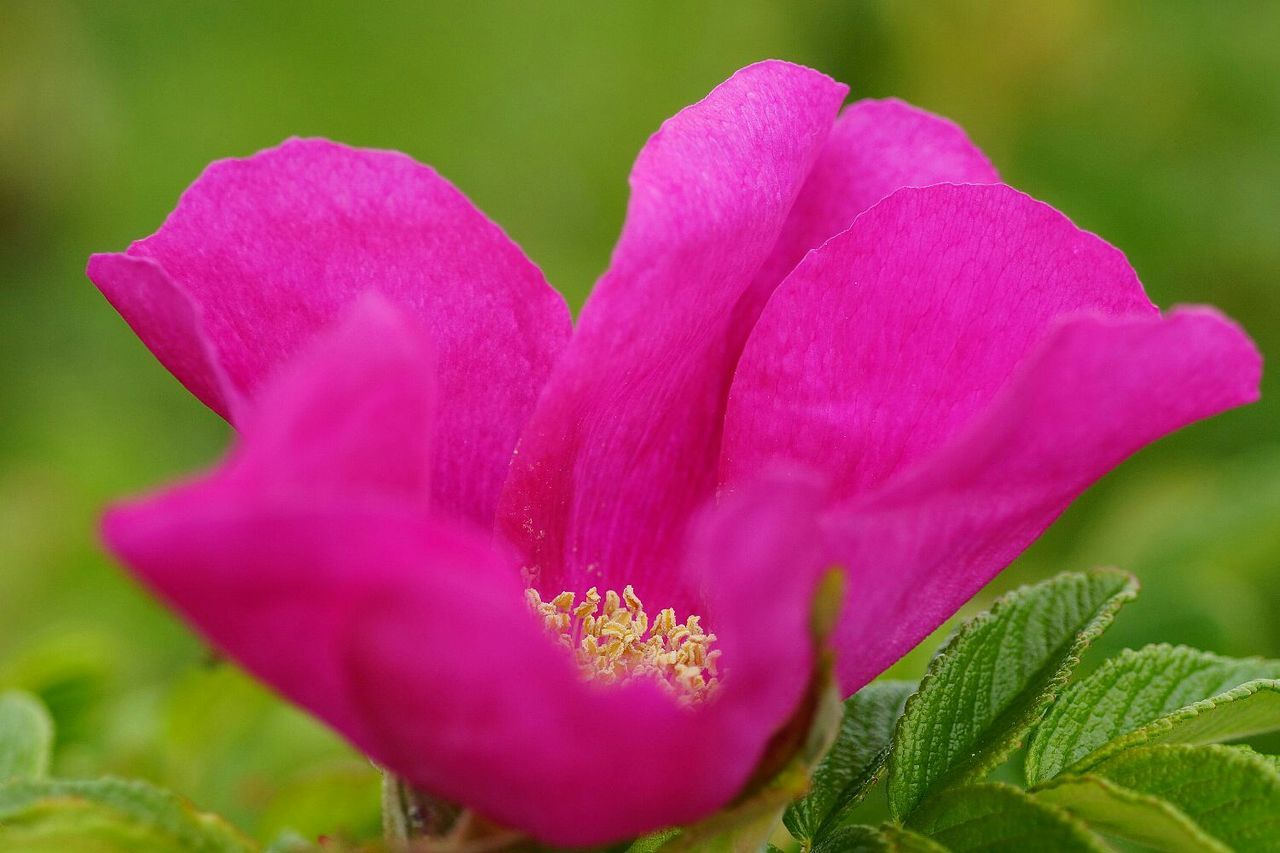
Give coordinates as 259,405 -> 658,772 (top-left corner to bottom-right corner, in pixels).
88,61 -> 1260,845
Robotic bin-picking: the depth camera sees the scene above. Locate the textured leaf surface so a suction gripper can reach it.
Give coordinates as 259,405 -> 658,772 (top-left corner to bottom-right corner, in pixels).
888,570 -> 1136,819
905,783 -> 1106,851
812,823 -> 946,852
1092,744 -> 1280,851
785,680 -> 916,842
0,691 -> 53,781
1026,644 -> 1280,783
1035,773 -> 1228,852
0,778 -> 255,852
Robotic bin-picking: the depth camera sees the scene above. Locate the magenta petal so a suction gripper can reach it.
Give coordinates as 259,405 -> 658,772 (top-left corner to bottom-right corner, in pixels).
723,184 -> 1156,499
757,98 -> 999,289
349,477 -> 829,846
827,308 -> 1260,692
102,292 -> 830,843
102,297 -> 447,739
723,182 -> 1260,694
87,253 -> 239,420
88,138 -> 570,526
229,295 -> 437,502
104,501 -> 502,750
497,61 -> 847,613
109,471 -> 828,845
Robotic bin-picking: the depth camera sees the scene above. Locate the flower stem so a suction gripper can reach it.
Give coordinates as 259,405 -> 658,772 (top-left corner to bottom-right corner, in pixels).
381,772 -> 461,843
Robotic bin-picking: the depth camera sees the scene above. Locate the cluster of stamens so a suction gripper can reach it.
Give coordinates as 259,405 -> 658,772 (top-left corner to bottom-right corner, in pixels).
527,585 -> 721,704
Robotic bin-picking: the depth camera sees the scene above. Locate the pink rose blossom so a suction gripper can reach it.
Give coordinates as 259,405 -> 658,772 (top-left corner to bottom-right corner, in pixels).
88,61 -> 1260,845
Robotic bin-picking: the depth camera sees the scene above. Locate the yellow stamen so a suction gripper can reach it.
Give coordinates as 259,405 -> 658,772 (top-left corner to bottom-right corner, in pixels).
527,585 -> 720,705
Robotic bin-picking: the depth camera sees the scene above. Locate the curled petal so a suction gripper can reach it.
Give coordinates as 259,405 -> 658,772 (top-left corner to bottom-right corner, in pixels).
109,474 -> 829,845
756,97 -> 999,289
350,476 -> 830,846
89,138 -> 570,525
827,308 -> 1260,692
722,183 -> 1260,693
105,502 -> 498,751
103,297 -> 444,737
723,183 -> 1155,499
498,61 -> 846,614
87,253 -> 238,419
103,301 -> 832,844
227,295 -> 438,503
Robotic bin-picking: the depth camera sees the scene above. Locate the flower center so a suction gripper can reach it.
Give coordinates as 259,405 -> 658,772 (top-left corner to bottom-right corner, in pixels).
526,585 -> 721,704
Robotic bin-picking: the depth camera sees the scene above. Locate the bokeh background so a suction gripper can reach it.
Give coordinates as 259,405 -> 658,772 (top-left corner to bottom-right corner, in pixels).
2,1 -> 1277,845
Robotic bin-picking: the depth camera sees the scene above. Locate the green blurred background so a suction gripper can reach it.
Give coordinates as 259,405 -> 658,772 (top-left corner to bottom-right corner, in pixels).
1,1 -> 1276,844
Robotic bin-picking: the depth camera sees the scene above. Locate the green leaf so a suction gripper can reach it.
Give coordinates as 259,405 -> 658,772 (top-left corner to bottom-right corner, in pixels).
625,827 -> 682,852
905,783 -> 1106,851
0,690 -> 53,781
813,823 -> 946,852
0,777 -> 256,852
1026,644 -> 1280,784
784,680 -> 916,843
888,570 -> 1137,820
1089,744 -> 1280,852
1035,774 -> 1229,852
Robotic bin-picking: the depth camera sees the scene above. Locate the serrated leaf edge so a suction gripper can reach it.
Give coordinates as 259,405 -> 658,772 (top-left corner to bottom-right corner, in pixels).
1025,643 -> 1280,784
1060,678 -> 1280,779
794,680 -> 916,844
905,782 -> 1110,852
1088,743 -> 1280,850
889,569 -> 1138,820
814,822 -> 948,852
1033,773 -> 1230,853
0,776 -> 256,850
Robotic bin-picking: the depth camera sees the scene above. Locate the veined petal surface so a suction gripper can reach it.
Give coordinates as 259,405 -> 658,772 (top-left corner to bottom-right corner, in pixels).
498,60 -> 846,613
722,183 -> 1261,693
352,477 -> 828,845
90,138 -> 570,526
756,97 -> 999,290
825,307 -> 1259,692
104,299 -> 830,846
104,298 -> 442,740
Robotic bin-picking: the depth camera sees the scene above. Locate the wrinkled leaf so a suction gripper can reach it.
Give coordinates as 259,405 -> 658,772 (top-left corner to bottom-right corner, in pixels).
1026,644 -> 1280,783
889,570 -> 1136,819
0,777 -> 255,852
1035,773 -> 1228,852
625,827 -> 682,852
784,680 -> 915,843
1092,744 -> 1280,851
905,782 -> 1106,851
0,690 -> 53,781
812,823 -> 945,852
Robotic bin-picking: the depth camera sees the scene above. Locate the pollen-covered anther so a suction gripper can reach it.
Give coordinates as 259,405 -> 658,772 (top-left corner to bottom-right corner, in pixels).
526,584 -> 721,704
